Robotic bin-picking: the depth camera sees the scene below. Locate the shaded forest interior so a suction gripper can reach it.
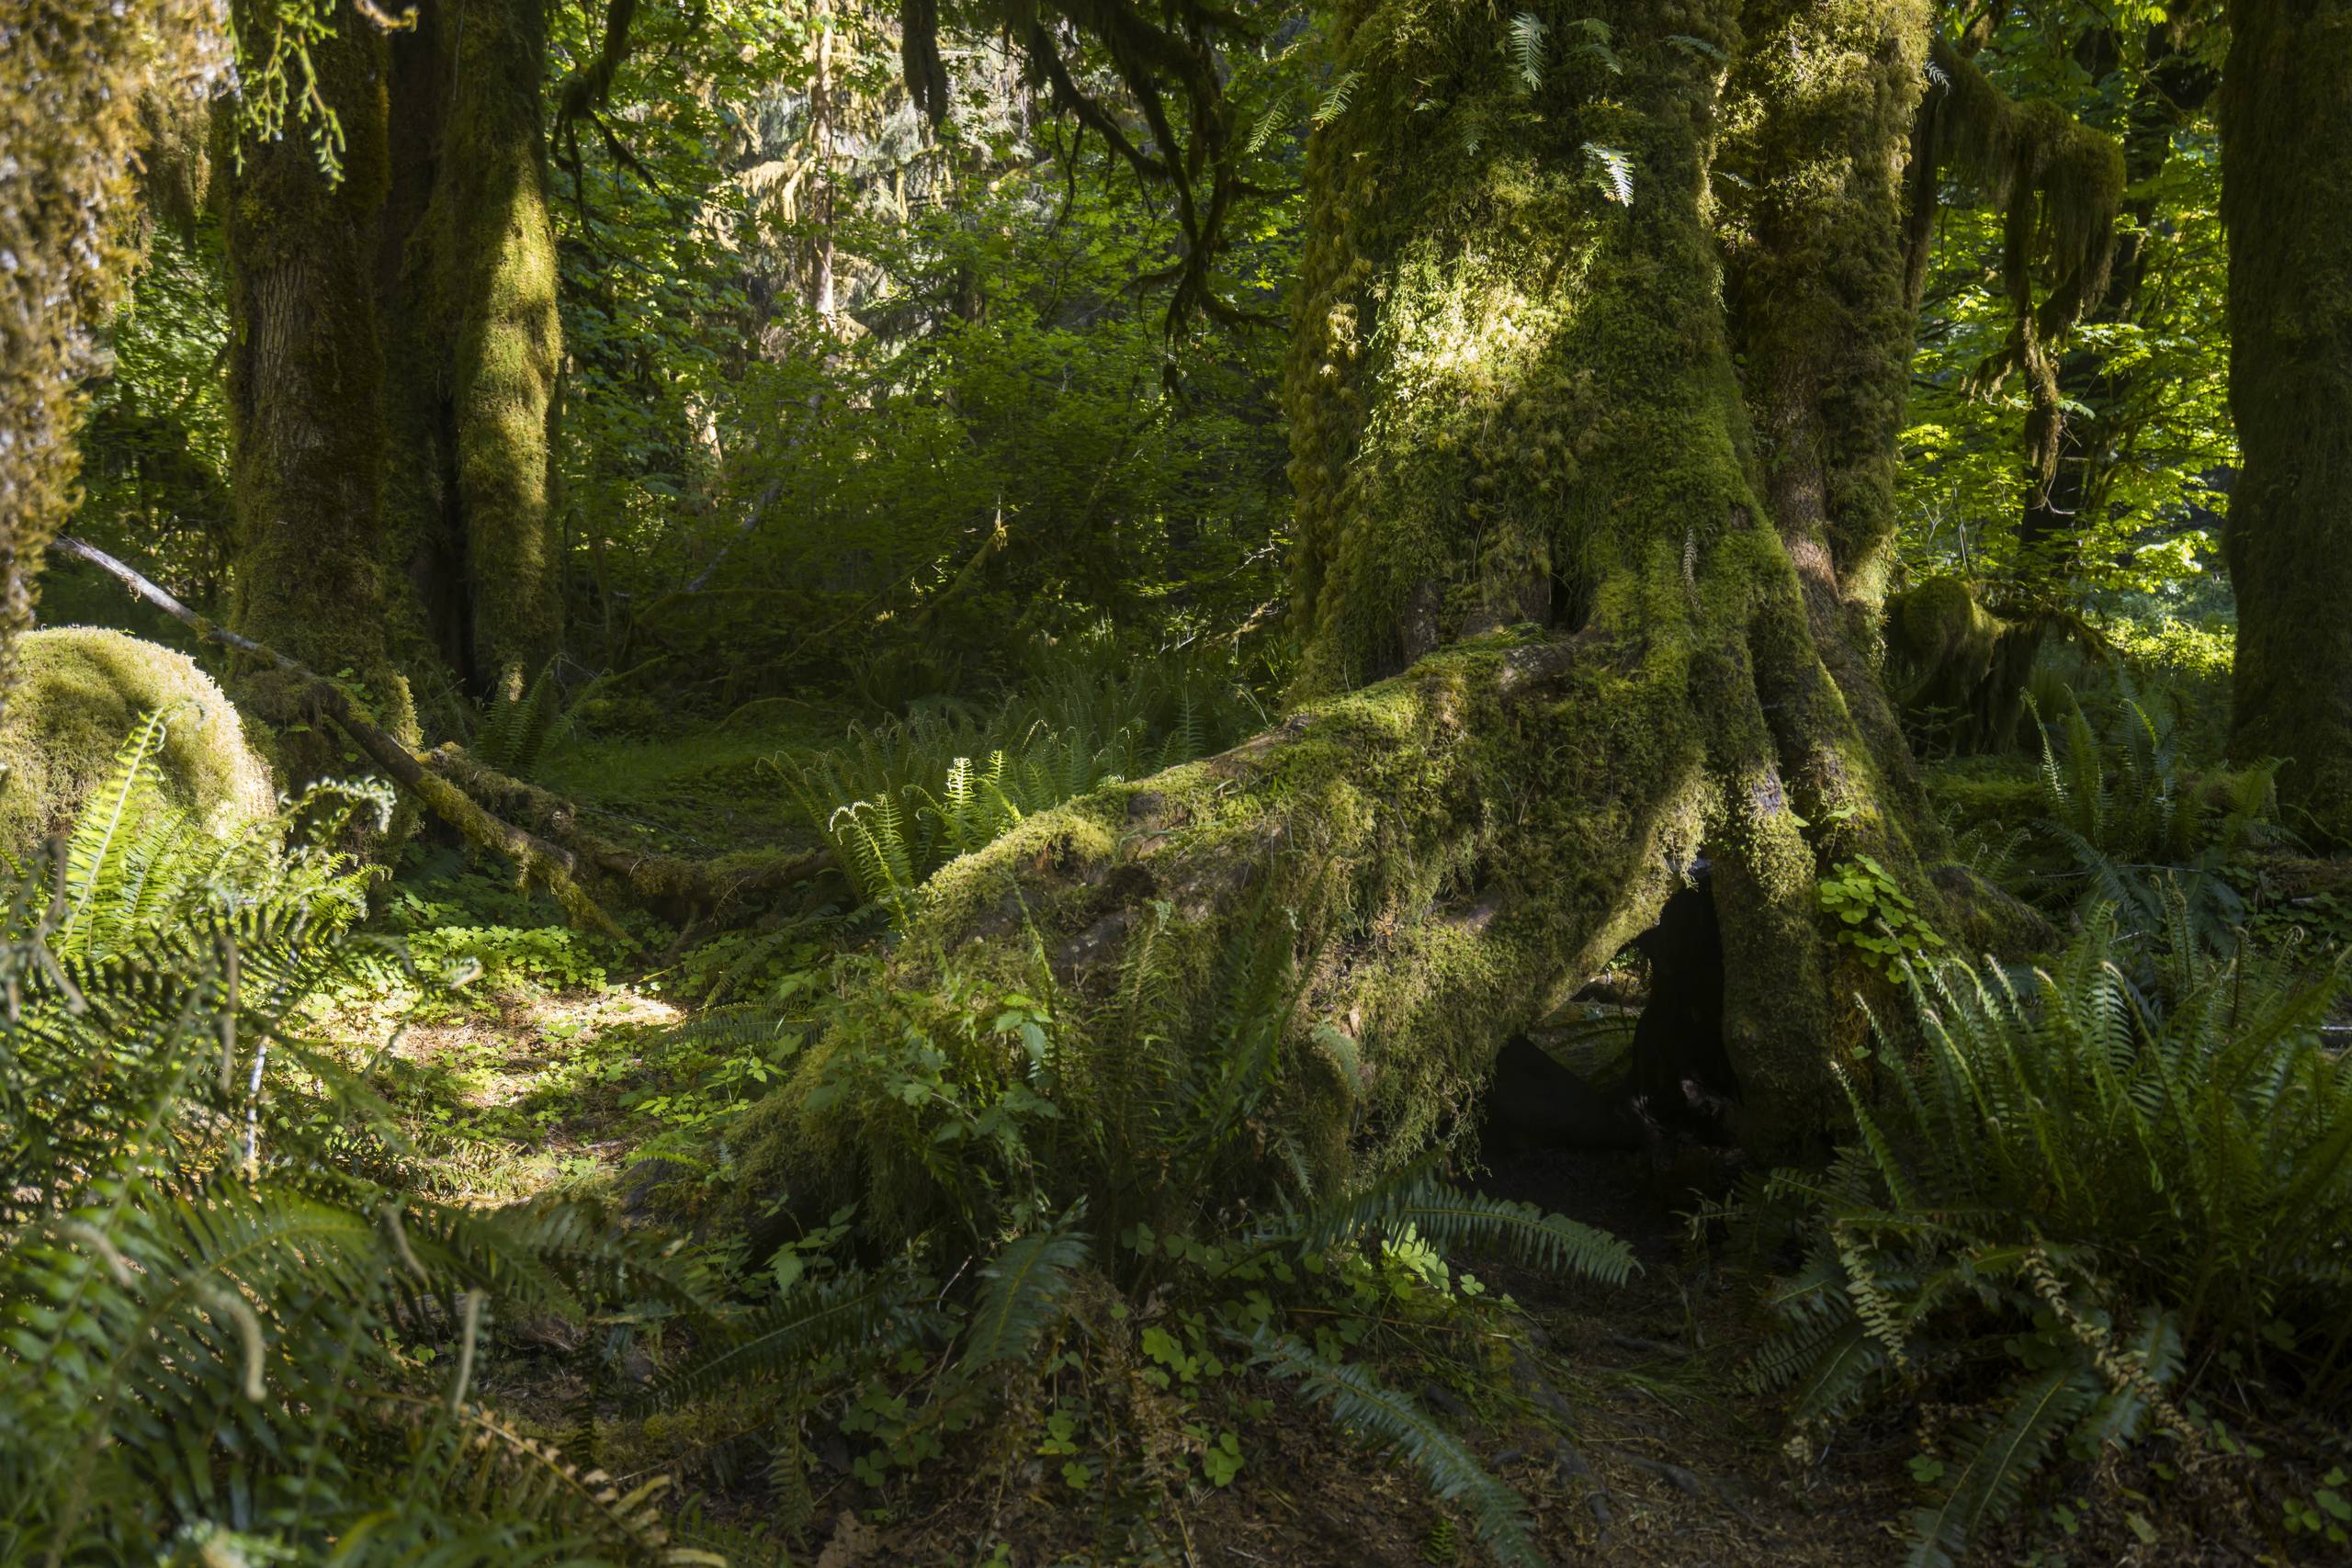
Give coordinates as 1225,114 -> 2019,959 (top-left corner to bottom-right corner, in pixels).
6,0 -> 2352,1562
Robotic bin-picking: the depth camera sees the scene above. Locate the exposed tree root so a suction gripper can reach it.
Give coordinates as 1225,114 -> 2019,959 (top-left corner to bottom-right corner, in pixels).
423,747 -> 832,919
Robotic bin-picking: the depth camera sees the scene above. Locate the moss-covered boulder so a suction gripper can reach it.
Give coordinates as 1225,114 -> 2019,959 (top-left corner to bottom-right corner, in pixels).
0,627 -> 277,853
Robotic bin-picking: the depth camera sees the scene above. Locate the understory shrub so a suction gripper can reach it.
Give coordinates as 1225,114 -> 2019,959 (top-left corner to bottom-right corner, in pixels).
663,900 -> 1628,1562
2030,689 -> 2278,944
1716,907 -> 2352,1566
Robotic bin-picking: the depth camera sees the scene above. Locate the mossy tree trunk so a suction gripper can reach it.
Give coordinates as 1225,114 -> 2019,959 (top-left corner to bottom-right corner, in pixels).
1274,0 -> 1950,1146
383,0 -> 565,704
0,1 -> 225,716
742,0 -> 1964,1221
221,0 -> 420,770
220,0 -> 563,752
2219,0 -> 2352,843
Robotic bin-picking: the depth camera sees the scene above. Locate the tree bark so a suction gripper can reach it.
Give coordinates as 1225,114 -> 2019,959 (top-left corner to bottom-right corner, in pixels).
221,0 -> 421,773
383,0 -> 565,703
2220,0 -> 2352,842
219,0 -> 564,743
738,0 -> 1961,1225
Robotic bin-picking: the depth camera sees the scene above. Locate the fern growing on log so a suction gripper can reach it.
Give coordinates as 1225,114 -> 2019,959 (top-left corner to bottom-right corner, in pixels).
780,647 -> 1261,923
475,663 -> 565,782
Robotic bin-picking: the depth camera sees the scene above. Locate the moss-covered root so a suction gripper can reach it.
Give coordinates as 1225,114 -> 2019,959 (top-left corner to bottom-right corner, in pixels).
0,3 -> 225,712
0,627 -> 276,854
1715,0 -> 1932,811
425,747 -> 831,919
730,597 -> 1940,1232
2220,0 -> 2352,843
728,631 -> 1693,1231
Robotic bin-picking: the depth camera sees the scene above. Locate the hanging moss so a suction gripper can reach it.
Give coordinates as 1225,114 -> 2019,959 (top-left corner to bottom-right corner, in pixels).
1907,36 -> 2126,520
2220,0 -> 2352,843
0,2 -> 227,714
0,626 -> 276,853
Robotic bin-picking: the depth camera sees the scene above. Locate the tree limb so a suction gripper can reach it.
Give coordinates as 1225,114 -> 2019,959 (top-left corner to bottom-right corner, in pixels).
53,536 -> 627,939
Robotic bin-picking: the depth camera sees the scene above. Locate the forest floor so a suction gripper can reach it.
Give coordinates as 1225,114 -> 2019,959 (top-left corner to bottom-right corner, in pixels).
317,724 -> 2308,1566
370,968 -> 1917,1563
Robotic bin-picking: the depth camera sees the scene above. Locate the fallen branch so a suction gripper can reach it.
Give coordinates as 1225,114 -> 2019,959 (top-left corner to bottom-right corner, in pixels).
423,746 -> 832,918
54,536 -> 627,939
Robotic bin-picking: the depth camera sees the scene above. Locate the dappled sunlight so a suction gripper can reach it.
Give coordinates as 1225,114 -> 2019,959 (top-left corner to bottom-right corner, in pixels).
9,0 -> 2337,1561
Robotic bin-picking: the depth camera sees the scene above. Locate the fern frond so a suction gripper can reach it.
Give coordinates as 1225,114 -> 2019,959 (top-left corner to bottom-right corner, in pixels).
1508,11 -> 1547,93
1259,1335 -> 1545,1568
1903,1367 -> 2099,1568
643,1272 -> 904,1408
1396,1181 -> 1636,1284
958,1226 -> 1090,1375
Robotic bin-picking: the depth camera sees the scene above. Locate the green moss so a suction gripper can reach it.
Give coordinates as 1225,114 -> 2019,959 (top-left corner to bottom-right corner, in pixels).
733,631 -> 1726,1224
442,0 -> 563,696
1883,576 -> 2041,753
381,0 -> 563,702
1283,0 -> 1753,699
0,4 -> 223,710
0,627 -> 276,854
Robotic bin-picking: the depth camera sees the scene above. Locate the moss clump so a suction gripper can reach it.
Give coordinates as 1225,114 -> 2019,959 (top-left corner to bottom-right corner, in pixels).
0,627 -> 276,853
1883,577 -> 2041,753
